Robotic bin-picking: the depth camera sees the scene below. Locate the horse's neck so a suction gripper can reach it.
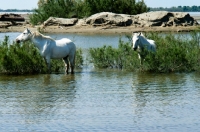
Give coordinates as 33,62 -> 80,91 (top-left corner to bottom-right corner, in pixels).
139,37 -> 156,52
31,33 -> 52,50
139,36 -> 151,47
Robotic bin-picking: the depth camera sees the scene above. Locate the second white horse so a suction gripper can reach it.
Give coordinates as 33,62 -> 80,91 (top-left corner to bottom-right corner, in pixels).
132,32 -> 156,65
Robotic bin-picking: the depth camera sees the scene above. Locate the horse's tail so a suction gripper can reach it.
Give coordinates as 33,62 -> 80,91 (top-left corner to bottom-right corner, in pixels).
73,49 -> 76,67
71,43 -> 76,68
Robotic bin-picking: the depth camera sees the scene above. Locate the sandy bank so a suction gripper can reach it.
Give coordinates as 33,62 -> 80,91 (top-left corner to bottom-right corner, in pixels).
0,24 -> 199,34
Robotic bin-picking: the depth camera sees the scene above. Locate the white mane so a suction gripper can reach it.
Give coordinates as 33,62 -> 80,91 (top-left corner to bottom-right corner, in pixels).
139,35 -> 156,51
33,31 -> 54,40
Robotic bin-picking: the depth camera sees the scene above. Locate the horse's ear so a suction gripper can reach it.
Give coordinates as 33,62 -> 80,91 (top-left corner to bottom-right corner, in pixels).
132,32 -> 138,36
27,28 -> 32,34
138,32 -> 141,36
26,28 -> 30,32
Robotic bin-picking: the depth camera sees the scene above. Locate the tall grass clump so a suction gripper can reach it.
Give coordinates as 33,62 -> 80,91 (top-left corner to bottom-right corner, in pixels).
89,31 -> 200,73
0,36 -> 83,74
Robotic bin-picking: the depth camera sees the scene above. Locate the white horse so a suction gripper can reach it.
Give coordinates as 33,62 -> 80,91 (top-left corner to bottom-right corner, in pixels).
132,32 -> 156,65
16,28 -> 76,74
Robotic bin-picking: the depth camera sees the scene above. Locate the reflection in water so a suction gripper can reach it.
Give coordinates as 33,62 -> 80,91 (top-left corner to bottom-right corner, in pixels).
0,72 -> 200,131
0,74 -> 77,131
131,73 -> 200,131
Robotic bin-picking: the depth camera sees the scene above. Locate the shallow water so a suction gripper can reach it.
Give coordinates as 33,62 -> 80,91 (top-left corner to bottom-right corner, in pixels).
0,70 -> 200,131
0,32 -> 200,131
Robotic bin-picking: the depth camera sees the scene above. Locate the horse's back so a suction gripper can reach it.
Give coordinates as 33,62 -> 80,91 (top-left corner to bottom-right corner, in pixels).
50,38 -> 76,59
56,38 -> 74,45
55,38 -> 75,48
146,39 -> 156,52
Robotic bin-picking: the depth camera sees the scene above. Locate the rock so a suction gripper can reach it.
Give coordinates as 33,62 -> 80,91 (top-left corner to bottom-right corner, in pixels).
85,12 -> 132,26
132,11 -> 198,27
0,13 -> 25,22
42,11 -> 198,28
43,17 -> 78,26
75,19 -> 87,26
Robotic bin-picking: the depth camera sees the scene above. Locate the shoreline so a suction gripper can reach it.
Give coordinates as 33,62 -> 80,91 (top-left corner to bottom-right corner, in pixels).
0,25 -> 199,34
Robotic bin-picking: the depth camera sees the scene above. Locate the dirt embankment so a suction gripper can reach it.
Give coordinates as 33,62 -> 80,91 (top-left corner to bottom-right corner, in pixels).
0,11 -> 200,34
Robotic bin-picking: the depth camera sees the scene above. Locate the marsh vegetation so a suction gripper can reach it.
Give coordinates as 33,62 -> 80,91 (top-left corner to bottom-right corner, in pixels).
0,31 -> 200,74
89,31 -> 200,73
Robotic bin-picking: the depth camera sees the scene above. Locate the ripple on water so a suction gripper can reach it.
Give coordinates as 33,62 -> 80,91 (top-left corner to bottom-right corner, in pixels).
0,71 -> 200,131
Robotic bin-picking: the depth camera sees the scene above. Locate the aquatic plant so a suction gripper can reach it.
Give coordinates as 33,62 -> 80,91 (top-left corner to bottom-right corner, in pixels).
0,36 -> 83,74
89,31 -> 200,73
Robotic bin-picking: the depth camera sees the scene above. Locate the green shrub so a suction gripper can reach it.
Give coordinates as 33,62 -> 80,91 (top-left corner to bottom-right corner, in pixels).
75,48 -> 84,68
144,32 -> 200,72
0,36 -> 46,74
89,38 -> 140,70
89,31 -> 200,73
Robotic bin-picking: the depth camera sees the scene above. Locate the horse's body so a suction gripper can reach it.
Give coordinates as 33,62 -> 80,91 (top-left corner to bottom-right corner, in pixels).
16,28 -> 76,74
132,32 -> 156,65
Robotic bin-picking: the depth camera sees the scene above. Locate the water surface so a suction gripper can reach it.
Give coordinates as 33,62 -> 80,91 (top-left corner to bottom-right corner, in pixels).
0,70 -> 200,131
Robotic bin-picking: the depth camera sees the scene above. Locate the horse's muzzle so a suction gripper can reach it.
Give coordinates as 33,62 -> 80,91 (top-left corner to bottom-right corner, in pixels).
16,39 -> 21,43
133,47 -> 137,51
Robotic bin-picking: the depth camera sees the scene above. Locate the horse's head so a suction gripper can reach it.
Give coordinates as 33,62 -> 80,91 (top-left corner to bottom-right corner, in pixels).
16,28 -> 32,43
132,32 -> 142,51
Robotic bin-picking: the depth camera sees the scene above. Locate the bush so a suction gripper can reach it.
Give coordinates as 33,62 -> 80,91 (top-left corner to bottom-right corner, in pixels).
0,36 -> 46,74
0,36 -> 83,74
89,31 -> 200,73
89,38 -> 140,70
144,32 -> 200,72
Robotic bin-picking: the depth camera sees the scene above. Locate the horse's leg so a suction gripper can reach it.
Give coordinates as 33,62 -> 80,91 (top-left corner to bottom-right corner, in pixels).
69,54 -> 75,74
63,56 -> 69,74
44,57 -> 51,73
138,53 -> 142,65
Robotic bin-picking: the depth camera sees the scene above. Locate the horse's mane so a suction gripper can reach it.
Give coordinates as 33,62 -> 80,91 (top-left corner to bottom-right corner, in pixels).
138,33 -> 154,45
139,35 -> 156,52
33,31 -> 54,40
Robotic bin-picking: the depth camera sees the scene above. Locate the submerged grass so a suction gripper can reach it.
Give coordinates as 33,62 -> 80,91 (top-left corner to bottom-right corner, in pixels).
0,36 -> 83,74
89,31 -> 200,73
